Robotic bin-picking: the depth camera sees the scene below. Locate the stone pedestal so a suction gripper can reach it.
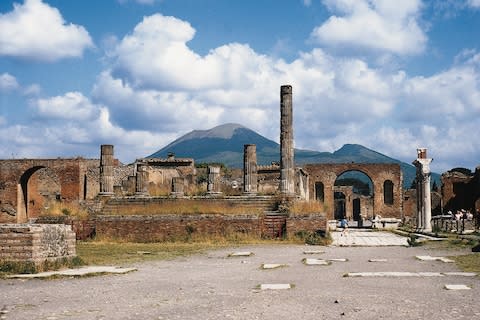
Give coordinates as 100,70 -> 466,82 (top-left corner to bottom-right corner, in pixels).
413,148 -> 433,232
243,144 -> 258,195
99,145 -> 114,196
171,177 -> 185,197
135,164 -> 148,196
207,166 -> 222,196
280,85 -> 295,196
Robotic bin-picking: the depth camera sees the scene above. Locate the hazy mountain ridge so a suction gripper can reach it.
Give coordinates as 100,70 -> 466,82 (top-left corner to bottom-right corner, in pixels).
149,124 -> 439,188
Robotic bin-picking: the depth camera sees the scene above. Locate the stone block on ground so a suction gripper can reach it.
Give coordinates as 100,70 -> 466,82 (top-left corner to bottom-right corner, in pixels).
444,284 -> 471,290
261,263 -> 287,269
260,284 -> 292,290
228,251 -> 253,257
303,258 -> 330,266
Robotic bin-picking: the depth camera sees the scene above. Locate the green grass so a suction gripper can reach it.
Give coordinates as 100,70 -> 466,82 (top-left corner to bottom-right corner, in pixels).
452,254 -> 480,273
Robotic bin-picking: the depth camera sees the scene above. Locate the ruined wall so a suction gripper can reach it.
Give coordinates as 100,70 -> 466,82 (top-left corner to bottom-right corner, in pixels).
96,214 -> 262,242
286,214 -> 327,235
0,224 -> 76,266
441,168 -> 480,212
0,159 -> 99,223
303,163 -> 403,220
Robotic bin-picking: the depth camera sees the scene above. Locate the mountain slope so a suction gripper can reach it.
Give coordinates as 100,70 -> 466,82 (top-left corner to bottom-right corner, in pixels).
148,124 -> 438,188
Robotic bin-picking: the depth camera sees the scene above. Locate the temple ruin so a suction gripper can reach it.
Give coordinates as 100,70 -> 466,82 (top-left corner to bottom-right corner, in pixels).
0,85 -> 477,242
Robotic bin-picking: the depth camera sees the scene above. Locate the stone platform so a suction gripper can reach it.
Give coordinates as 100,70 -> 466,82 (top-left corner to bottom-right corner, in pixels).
331,229 -> 409,246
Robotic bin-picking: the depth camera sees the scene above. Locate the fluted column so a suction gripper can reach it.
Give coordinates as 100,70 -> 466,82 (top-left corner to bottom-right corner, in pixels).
413,148 -> 433,232
280,85 -> 295,195
243,144 -> 258,194
99,144 -> 114,196
171,177 -> 185,197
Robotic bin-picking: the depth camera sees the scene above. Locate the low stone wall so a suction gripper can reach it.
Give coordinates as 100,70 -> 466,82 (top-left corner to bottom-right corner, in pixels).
286,214 -> 327,235
0,224 -> 76,266
35,216 -> 96,240
96,214 -> 262,242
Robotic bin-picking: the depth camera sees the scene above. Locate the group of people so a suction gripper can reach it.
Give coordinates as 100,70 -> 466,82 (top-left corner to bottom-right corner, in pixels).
447,209 -> 474,221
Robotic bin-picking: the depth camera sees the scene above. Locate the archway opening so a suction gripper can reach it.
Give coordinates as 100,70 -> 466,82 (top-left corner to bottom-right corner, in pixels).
19,166 -> 61,221
334,170 -> 374,223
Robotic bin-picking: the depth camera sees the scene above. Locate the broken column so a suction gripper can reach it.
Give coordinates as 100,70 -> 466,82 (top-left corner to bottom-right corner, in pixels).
99,144 -> 114,196
207,166 -> 222,195
135,163 -> 148,196
171,177 -> 185,197
280,85 -> 295,196
243,144 -> 258,195
413,148 -> 433,232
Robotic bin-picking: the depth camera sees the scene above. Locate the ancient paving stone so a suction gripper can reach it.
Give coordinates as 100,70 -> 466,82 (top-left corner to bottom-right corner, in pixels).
327,258 -> 348,262
368,259 -> 388,262
345,271 -> 477,278
416,255 -> 454,263
260,284 -> 292,290
228,251 -> 253,257
444,284 -> 471,290
7,266 -> 137,279
261,263 -> 287,269
303,250 -> 325,254
303,258 -> 331,266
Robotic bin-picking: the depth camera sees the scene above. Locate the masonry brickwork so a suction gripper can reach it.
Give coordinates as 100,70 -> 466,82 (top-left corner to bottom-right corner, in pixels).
303,163 -> 403,220
0,224 -> 76,267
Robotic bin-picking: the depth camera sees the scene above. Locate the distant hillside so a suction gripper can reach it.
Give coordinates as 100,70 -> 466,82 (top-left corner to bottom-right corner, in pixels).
148,123 -> 439,188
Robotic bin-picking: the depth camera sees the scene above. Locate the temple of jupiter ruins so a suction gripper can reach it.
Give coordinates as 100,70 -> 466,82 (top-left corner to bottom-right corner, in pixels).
207,165 -> 222,195
280,85 -> 295,196
413,148 -> 433,232
243,144 -> 258,195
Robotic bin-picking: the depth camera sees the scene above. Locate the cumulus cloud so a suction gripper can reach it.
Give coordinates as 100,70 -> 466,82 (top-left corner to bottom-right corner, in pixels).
310,0 -> 427,55
0,0 -> 93,61
0,73 -> 19,92
32,92 -> 100,121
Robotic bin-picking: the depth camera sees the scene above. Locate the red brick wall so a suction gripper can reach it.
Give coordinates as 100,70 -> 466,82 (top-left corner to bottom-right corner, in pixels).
286,214 -> 327,235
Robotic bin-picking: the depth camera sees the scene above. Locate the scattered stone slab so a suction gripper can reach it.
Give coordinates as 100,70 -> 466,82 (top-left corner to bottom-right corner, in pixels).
228,251 -> 253,257
327,258 -> 348,262
7,266 -> 137,279
260,284 -> 292,290
345,271 -> 477,278
368,259 -> 388,262
303,250 -> 325,255
445,284 -> 471,290
443,272 -> 477,277
416,255 -> 454,263
261,263 -> 287,270
302,258 -> 331,266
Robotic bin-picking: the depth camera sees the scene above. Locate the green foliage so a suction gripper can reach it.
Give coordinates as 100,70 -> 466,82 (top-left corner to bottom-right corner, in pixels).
294,230 -> 330,245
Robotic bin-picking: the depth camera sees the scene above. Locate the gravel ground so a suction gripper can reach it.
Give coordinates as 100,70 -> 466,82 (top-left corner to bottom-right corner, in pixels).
1,244 -> 479,320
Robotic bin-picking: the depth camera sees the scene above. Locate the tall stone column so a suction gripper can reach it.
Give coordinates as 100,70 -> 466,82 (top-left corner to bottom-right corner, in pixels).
413,148 -> 433,232
280,85 -> 295,195
99,145 -> 114,196
135,164 -> 148,196
207,166 -> 221,195
243,144 -> 258,195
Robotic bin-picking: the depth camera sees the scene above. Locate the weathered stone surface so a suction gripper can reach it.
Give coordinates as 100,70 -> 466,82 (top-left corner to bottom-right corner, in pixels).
7,266 -> 136,278
280,85 -> 295,196
260,283 -> 292,290
444,284 -> 471,290
229,251 -> 253,257
303,258 -> 330,265
243,144 -> 258,194
261,263 -> 286,269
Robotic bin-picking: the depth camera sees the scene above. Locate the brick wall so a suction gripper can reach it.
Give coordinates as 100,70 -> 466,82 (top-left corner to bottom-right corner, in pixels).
96,214 -> 262,242
0,224 -> 76,264
286,214 -> 327,235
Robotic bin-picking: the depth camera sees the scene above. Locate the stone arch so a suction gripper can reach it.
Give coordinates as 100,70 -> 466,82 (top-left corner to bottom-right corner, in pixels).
18,166 -> 61,222
304,163 -> 403,220
334,169 -> 374,221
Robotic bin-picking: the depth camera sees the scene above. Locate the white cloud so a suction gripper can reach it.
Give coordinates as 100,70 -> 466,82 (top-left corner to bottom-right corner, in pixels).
0,73 -> 19,92
32,92 -> 100,121
468,0 -> 480,8
0,0 -> 93,62
310,0 -> 426,55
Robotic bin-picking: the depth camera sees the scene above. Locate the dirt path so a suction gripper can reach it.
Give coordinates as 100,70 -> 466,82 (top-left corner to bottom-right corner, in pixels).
1,244 -> 479,320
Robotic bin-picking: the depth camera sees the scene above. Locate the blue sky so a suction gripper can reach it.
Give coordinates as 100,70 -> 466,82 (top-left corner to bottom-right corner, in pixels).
1,0 -> 480,173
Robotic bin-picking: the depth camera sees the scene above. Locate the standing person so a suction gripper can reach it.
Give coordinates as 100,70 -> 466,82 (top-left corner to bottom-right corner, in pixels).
340,216 -> 349,236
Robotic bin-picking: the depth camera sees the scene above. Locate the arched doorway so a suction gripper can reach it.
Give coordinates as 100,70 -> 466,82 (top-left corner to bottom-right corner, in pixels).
18,166 -> 61,222
334,170 -> 374,224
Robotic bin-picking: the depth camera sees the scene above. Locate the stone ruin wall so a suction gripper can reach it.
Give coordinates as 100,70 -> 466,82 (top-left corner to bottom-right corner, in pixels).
0,224 -> 76,268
